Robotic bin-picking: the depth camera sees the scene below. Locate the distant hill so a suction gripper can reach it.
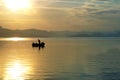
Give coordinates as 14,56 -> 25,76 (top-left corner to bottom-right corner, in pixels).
0,26 -> 77,37
0,26 -> 120,37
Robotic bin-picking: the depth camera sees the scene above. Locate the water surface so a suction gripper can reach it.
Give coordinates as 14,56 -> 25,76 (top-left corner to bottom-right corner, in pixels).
0,37 -> 120,80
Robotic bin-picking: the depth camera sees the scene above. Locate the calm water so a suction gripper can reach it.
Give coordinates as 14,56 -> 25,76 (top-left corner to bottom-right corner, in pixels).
0,37 -> 120,80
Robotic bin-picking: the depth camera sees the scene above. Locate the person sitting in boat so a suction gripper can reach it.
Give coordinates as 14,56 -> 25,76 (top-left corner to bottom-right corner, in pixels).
38,39 -> 41,44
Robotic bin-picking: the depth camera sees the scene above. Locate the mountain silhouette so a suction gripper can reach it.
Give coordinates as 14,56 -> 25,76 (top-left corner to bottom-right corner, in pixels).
0,26 -> 120,37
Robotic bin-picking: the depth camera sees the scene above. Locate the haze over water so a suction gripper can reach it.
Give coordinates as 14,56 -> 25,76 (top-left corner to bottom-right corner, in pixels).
0,37 -> 120,80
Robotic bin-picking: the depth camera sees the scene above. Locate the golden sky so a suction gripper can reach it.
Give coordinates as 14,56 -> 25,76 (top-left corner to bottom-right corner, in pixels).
0,0 -> 120,31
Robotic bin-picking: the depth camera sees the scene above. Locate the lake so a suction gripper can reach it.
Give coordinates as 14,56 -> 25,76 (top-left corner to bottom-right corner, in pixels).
0,37 -> 120,80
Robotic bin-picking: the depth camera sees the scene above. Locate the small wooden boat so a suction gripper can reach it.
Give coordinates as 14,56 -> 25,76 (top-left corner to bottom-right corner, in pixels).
32,42 -> 45,48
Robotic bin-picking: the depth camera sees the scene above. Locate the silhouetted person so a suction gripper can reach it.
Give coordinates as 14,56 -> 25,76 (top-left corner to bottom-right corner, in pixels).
38,39 -> 41,44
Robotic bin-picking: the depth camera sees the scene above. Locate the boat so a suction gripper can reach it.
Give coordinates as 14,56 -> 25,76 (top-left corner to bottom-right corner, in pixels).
32,39 -> 45,48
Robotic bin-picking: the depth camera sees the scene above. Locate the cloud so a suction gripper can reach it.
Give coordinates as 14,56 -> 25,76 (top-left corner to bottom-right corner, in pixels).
0,0 -> 120,31
95,9 -> 120,15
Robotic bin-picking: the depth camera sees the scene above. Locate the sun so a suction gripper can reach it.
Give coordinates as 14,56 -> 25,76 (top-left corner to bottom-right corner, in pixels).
4,0 -> 30,11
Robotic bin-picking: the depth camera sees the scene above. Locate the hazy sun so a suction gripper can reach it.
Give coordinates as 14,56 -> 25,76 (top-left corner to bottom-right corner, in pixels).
4,0 -> 30,11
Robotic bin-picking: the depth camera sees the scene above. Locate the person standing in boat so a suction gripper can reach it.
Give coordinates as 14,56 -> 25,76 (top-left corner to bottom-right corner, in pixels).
38,39 -> 41,44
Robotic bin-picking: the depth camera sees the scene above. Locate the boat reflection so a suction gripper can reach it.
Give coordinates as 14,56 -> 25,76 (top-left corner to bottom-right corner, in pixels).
4,60 -> 31,80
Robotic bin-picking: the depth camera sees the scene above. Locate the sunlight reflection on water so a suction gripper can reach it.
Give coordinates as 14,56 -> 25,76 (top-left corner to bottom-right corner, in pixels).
0,37 -> 120,80
4,37 -> 29,41
4,60 -> 31,80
